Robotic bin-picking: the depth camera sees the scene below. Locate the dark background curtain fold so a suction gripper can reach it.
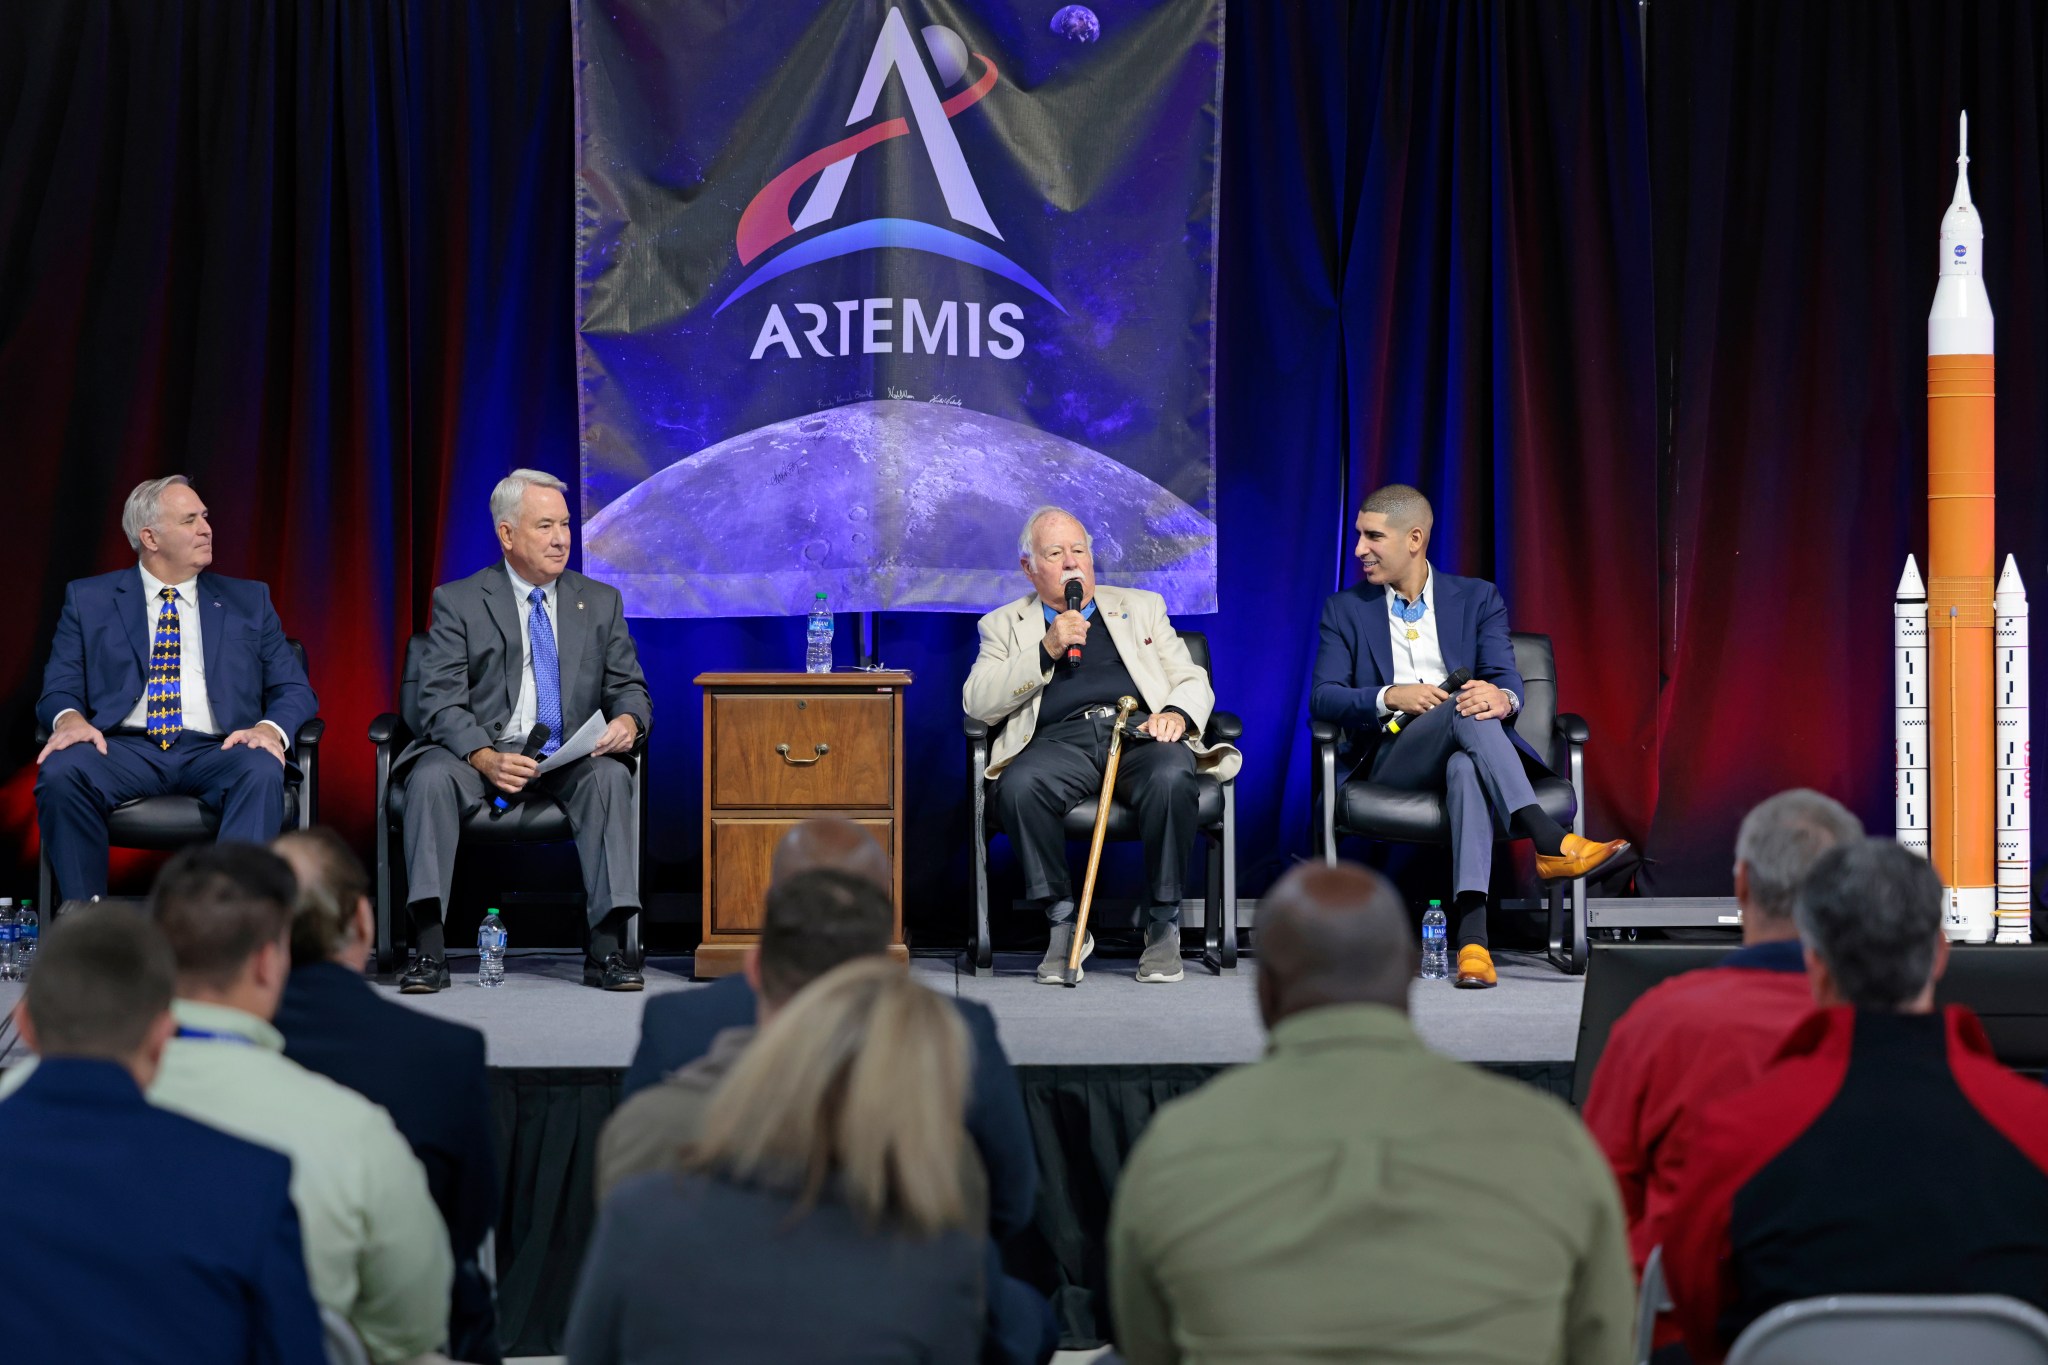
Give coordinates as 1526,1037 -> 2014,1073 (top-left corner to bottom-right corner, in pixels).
14,0 -> 2046,913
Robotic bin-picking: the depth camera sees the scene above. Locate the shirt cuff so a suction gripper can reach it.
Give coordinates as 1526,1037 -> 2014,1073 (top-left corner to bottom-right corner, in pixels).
1374,686 -> 1393,719
258,719 -> 291,749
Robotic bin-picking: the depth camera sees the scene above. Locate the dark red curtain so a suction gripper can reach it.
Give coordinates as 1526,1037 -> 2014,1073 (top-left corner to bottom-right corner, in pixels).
1647,0 -> 2048,889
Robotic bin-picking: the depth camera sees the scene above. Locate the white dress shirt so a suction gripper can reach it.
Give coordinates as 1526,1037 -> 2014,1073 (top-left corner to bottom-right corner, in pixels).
1374,563 -> 1518,719
501,564 -> 560,744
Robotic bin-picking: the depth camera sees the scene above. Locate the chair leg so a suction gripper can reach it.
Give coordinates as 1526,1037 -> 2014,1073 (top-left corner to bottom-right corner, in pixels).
1319,743 -> 1339,867
1546,878 -> 1586,975
626,910 -> 643,970
1203,783 -> 1239,975
968,786 -> 995,978
37,846 -> 55,929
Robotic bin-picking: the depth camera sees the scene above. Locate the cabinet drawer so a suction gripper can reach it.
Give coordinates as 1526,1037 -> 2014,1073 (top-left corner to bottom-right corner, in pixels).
709,818 -> 893,934
710,693 -> 894,808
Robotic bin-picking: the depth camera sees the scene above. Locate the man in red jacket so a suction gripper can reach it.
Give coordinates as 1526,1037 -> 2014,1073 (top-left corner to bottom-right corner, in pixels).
1662,839 -> 2048,1363
1582,789 -> 1862,1275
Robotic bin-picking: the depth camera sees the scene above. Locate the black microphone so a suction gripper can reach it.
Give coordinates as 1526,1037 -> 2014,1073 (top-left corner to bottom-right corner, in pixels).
491,723 -> 551,813
1383,668 -> 1472,737
1063,579 -> 1085,666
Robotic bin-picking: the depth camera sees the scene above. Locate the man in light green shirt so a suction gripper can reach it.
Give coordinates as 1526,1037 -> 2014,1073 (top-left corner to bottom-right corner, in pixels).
4,846 -> 452,1364
1109,862 -> 1633,1365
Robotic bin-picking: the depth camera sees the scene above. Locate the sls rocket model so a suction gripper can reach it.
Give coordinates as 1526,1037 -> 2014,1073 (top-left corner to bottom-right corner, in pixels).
1922,111 -> 2006,942
1996,555 -> 2031,942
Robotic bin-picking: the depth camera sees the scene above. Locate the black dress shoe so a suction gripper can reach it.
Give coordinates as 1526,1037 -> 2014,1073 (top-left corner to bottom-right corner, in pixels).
584,952 -> 644,992
398,955 -> 451,994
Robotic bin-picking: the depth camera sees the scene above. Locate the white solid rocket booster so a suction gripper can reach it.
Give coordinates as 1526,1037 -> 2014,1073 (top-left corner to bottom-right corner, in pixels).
1996,554 -> 2031,942
1897,555 -> 1930,857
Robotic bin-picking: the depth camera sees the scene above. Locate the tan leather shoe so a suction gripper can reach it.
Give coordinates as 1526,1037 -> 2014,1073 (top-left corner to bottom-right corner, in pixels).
1455,944 -> 1497,989
1535,833 -> 1632,882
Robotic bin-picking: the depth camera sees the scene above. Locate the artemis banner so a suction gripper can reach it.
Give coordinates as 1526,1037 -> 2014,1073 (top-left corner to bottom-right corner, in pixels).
572,0 -> 1224,617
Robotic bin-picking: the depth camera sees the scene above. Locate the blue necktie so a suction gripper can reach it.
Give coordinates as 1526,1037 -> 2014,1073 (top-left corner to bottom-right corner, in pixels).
146,586 -> 184,750
527,587 -> 562,756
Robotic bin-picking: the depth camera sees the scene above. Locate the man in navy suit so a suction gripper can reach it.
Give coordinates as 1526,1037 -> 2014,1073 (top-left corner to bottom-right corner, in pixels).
35,475 -> 318,902
1311,484 -> 1628,987
619,818 -> 1054,1365
272,827 -> 502,1364
0,904 -> 326,1364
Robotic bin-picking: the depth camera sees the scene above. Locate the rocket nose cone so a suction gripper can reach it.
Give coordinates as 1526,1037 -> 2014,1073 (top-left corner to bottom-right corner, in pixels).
1997,554 -> 2025,596
1898,555 -> 1927,598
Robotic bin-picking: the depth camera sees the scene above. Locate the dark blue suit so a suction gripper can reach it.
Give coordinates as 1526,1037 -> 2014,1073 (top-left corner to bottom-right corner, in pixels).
1312,571 -> 1563,940
624,975 -> 1057,1364
35,567 -> 318,900
0,1057 -> 326,1364
276,962 -> 501,1363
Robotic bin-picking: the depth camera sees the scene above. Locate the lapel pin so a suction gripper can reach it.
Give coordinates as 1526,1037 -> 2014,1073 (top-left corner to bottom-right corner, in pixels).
577,601 -> 585,610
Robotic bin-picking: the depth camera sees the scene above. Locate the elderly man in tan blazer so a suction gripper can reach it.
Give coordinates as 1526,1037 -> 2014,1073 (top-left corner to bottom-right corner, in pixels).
965,507 -> 1242,985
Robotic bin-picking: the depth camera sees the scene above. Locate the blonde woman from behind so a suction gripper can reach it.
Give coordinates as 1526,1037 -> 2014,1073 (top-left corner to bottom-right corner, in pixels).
565,957 -> 987,1365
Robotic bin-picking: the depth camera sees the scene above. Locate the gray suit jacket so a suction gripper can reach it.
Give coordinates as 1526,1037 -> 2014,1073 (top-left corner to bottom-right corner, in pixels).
396,564 -> 651,777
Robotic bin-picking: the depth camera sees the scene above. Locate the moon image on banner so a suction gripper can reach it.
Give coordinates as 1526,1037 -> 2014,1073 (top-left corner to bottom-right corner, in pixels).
583,400 -> 1215,618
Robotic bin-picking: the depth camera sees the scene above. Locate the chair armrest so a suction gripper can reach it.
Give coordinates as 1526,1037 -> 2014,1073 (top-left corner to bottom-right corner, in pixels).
368,712 -> 405,748
1555,712 -> 1590,746
1308,717 -> 1341,745
963,716 -> 990,740
1204,710 -> 1243,744
295,717 -> 325,750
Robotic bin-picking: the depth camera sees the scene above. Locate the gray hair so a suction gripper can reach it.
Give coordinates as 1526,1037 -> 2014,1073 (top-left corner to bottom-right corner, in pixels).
1794,839 -> 1945,1009
490,468 -> 569,530
1358,483 -> 1434,532
121,475 -> 193,552
1018,506 -> 1091,559
1734,789 -> 1865,923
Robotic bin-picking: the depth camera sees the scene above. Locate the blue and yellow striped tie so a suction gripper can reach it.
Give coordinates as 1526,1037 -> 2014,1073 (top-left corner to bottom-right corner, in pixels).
146,586 -> 183,750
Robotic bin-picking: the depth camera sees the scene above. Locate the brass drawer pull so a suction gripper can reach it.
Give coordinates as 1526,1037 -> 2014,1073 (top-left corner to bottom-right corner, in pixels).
775,743 -> 830,766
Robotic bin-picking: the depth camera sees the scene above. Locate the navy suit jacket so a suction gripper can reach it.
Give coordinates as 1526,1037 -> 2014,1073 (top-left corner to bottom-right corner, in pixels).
1310,571 -> 1546,775
0,1058 -> 326,1364
625,976 -> 1036,1238
37,567 -> 318,746
277,962 -> 501,1362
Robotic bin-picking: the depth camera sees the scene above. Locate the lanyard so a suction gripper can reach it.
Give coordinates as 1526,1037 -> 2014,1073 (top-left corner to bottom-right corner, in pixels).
175,1026 -> 256,1046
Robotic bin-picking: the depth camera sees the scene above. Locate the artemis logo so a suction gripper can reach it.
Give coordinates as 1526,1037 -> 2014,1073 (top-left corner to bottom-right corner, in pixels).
716,6 -> 1064,320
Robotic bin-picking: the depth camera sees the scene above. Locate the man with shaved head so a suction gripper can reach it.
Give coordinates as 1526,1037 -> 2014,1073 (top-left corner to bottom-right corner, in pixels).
1312,483 -> 1628,989
1110,861 -> 1634,1365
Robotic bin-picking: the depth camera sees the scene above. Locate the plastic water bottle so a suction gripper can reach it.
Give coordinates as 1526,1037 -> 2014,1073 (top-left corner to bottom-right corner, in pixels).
15,901 -> 36,980
477,909 -> 507,989
0,899 -> 15,982
805,592 -> 834,673
1420,902 -> 1450,980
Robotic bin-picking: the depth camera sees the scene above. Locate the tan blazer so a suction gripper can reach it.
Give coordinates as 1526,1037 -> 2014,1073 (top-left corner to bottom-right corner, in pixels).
962,583 -> 1243,782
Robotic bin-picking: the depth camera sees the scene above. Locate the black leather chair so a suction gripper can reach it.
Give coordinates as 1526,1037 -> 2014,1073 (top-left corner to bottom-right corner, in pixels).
965,630 -> 1242,977
368,633 -> 645,972
34,639 -> 324,917
1309,631 -> 1593,972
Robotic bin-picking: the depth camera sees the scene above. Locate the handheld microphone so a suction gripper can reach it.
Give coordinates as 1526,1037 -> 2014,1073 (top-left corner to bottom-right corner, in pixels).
1063,579 -> 1085,666
1383,668 -> 1472,737
491,723 -> 551,813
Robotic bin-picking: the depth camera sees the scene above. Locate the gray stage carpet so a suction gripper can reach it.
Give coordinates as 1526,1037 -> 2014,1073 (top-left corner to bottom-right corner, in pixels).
365,947 -> 1585,1068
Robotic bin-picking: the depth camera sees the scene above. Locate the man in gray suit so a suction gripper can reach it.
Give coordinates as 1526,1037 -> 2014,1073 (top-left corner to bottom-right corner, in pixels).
395,469 -> 653,992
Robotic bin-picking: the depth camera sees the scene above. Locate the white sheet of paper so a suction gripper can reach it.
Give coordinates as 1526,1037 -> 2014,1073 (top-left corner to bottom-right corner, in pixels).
534,711 -> 608,775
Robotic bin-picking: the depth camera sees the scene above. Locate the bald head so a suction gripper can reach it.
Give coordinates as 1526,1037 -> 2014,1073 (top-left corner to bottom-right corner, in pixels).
1256,862 -> 1416,1028
770,817 -> 891,894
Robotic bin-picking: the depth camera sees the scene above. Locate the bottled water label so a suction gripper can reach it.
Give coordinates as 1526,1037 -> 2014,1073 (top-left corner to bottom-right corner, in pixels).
1419,909 -> 1450,980
477,914 -> 507,988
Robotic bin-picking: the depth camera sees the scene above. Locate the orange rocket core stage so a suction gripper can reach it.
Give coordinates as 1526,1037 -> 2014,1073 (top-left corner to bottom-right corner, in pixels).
1927,351 -> 1996,903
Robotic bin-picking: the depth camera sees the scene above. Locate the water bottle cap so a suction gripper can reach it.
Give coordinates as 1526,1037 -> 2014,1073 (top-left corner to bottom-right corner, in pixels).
1427,899 -> 1441,907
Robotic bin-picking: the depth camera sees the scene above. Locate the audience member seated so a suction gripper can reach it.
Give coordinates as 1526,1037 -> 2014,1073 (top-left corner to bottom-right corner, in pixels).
0,906 -> 326,1364
1583,789 -> 1861,1274
0,844 -> 454,1364
567,958 -> 986,1364
1663,838 -> 2048,1363
1109,861 -> 1634,1365
273,827 -> 501,1364
605,863 -> 1056,1365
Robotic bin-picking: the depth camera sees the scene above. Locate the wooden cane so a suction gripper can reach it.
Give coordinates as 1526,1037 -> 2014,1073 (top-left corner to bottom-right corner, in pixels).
1066,695 -> 1142,986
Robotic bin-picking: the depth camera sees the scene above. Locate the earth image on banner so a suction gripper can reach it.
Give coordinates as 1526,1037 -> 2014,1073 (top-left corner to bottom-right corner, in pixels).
573,1 -> 1223,617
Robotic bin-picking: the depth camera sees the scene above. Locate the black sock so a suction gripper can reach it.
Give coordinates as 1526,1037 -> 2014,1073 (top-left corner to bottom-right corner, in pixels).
1453,891 -> 1489,949
588,908 -> 635,964
1511,804 -> 1568,857
410,902 -> 445,961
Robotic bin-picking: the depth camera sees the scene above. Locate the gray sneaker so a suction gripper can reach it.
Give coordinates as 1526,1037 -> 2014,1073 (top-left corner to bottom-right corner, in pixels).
1038,923 -> 1095,983
1137,921 -> 1185,983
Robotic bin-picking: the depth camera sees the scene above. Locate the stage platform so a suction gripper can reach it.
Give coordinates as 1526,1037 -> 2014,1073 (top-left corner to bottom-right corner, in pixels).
374,945 -> 1587,1068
